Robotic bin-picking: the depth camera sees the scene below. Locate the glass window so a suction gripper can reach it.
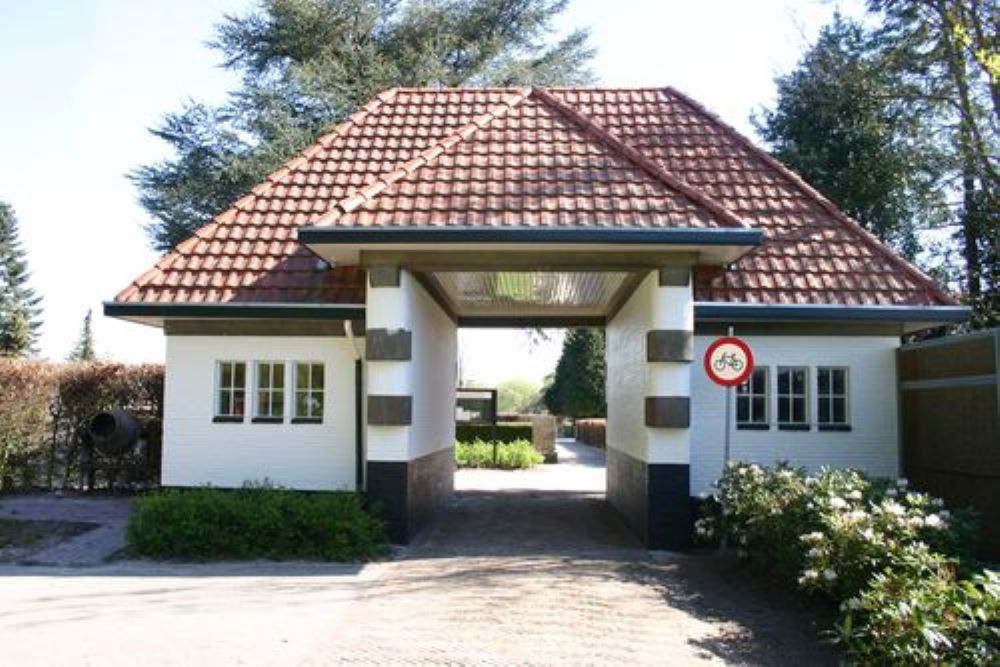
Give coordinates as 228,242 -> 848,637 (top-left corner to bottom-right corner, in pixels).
294,362 -> 324,420
216,361 -> 246,419
254,361 -> 285,420
777,366 -> 809,428
818,367 -> 849,428
736,368 -> 768,429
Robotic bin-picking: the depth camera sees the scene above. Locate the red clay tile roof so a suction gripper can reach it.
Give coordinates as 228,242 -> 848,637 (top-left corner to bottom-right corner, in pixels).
114,86 -> 955,307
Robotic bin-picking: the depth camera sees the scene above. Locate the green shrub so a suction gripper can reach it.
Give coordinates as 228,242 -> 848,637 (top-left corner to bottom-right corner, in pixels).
696,463 -> 995,665
455,439 -> 543,470
455,422 -> 532,443
127,483 -> 388,561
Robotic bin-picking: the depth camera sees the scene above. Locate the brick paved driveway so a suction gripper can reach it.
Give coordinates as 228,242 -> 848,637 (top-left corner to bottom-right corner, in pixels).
307,442 -> 838,666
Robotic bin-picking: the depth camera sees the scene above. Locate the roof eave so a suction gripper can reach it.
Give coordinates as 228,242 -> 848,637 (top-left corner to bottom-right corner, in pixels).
695,302 -> 970,330
103,301 -> 366,328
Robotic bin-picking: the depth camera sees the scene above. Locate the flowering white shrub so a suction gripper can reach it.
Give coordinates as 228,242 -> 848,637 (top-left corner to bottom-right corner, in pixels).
696,462 -> 995,664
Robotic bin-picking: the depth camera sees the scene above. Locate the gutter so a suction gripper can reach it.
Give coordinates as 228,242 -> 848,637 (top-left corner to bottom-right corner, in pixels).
297,226 -> 765,247
694,303 -> 971,323
103,301 -> 366,321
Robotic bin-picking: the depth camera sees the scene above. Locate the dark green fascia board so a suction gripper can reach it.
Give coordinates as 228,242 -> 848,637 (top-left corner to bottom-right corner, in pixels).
694,303 -> 970,323
103,301 -> 366,321
298,226 -> 764,247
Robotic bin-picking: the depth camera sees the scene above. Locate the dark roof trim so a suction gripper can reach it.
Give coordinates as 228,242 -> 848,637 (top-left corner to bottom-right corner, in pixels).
103,301 -> 366,321
694,303 -> 970,323
298,226 -> 764,247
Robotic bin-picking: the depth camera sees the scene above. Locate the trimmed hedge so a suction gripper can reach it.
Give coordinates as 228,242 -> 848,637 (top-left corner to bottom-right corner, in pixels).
455,422 -> 532,443
127,485 -> 388,561
575,419 -> 606,447
455,439 -> 543,470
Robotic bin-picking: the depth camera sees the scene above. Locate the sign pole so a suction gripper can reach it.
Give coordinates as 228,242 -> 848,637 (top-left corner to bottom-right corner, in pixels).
723,324 -> 734,468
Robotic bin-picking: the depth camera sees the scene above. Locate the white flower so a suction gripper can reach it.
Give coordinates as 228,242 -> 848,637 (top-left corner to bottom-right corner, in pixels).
897,478 -> 909,489
807,547 -> 824,558
823,569 -> 837,581
799,569 -> 819,584
840,597 -> 863,612
845,510 -> 867,523
885,488 -> 898,498
847,490 -> 863,501
805,477 -> 818,486
861,528 -> 876,541
830,497 -> 848,510
800,531 -> 824,543
923,514 -> 944,529
938,509 -> 951,520
884,501 -> 906,517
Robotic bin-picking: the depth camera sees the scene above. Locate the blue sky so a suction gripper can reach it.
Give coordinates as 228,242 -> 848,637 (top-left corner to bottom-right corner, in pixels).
0,0 -> 864,383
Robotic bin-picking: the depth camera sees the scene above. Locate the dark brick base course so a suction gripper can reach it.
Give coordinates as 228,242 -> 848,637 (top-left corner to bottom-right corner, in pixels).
367,447 -> 454,543
606,447 -> 692,551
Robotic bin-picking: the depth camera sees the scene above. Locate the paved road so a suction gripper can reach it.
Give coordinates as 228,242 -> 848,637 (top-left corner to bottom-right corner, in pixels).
0,442 -> 837,665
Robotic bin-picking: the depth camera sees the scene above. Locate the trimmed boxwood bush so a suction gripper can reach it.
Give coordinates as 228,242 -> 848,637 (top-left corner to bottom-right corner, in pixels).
127,484 -> 388,561
455,439 -> 543,470
455,422 -> 532,443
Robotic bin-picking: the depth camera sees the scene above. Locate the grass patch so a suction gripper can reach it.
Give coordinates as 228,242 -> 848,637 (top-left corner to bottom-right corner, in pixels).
455,439 -> 544,470
127,484 -> 388,562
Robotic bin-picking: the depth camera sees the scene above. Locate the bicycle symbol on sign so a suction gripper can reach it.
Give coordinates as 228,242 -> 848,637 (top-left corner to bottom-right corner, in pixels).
713,351 -> 744,373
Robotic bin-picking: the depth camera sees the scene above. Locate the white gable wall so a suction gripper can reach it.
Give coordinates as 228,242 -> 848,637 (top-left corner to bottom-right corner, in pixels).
162,335 -> 361,491
690,334 -> 900,494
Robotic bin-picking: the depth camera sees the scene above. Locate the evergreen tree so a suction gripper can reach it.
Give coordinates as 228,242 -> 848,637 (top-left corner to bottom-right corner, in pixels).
543,329 -> 605,418
68,309 -> 97,361
754,14 -> 948,259
0,202 -> 42,357
133,0 -> 595,251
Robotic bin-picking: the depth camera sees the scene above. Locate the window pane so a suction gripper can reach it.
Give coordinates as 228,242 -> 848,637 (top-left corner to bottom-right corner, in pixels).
755,369 -> 766,396
778,399 -> 790,423
258,391 -> 269,416
234,363 -> 245,387
233,390 -> 245,416
296,391 -> 308,417
297,364 -> 309,389
221,363 -> 233,388
819,399 -> 830,423
309,394 -> 323,418
752,397 -> 766,422
778,370 -> 789,395
818,368 -> 829,395
736,397 -> 749,422
792,369 -> 806,395
792,398 -> 805,422
313,364 -> 324,389
219,389 -> 230,415
273,392 -> 283,416
259,364 -> 270,387
833,370 -> 846,395
273,363 -> 284,388
737,381 -> 750,396
833,397 -> 846,423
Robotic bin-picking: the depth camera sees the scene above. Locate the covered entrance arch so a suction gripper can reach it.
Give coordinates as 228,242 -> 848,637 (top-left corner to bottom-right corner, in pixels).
304,227 -> 761,550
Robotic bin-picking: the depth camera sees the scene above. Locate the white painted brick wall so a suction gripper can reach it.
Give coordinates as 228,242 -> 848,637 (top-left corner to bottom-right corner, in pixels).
163,335 -> 361,491
690,334 -> 900,494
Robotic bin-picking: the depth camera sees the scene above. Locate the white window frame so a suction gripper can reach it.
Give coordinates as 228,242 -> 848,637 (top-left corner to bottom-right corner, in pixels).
736,367 -> 769,430
214,361 -> 246,421
293,362 -> 325,423
776,366 -> 809,430
253,361 -> 286,422
817,366 -> 851,431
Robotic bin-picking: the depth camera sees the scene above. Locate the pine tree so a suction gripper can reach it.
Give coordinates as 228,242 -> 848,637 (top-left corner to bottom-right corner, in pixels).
68,309 -> 97,361
0,202 -> 42,357
543,329 -> 606,418
133,0 -> 595,252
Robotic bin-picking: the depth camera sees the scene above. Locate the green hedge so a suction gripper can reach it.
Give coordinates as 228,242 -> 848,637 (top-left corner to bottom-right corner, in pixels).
127,485 -> 388,561
455,422 -> 532,443
455,439 -> 543,470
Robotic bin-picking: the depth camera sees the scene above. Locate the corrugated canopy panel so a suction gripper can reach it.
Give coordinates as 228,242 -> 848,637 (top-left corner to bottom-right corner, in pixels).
433,271 -> 628,316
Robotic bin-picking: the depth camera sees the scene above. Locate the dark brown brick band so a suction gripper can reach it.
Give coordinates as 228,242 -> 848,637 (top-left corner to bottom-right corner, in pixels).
365,328 -> 412,361
368,265 -> 401,287
658,267 -> 690,287
646,330 -> 693,362
367,395 -> 412,425
644,396 -> 690,428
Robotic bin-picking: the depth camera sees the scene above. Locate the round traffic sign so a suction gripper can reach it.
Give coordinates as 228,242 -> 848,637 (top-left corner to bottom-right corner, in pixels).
704,336 -> 754,386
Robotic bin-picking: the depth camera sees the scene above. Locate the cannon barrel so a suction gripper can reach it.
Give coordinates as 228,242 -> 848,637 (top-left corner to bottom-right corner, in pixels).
88,409 -> 140,455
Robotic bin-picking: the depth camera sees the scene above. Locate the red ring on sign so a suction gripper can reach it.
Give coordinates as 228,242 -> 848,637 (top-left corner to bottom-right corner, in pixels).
704,336 -> 754,387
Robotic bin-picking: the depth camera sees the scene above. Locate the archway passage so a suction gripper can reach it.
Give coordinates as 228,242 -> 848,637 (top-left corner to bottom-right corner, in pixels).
327,233 -> 757,550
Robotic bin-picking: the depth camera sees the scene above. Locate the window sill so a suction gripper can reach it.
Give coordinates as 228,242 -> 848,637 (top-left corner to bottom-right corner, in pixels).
736,423 -> 770,431
291,417 -> 323,425
818,424 -> 852,432
212,416 -> 243,424
252,417 -> 284,424
778,423 -> 810,431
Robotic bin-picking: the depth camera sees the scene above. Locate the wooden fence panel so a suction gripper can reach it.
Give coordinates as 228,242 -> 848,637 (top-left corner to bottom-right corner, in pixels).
898,329 -> 1000,558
